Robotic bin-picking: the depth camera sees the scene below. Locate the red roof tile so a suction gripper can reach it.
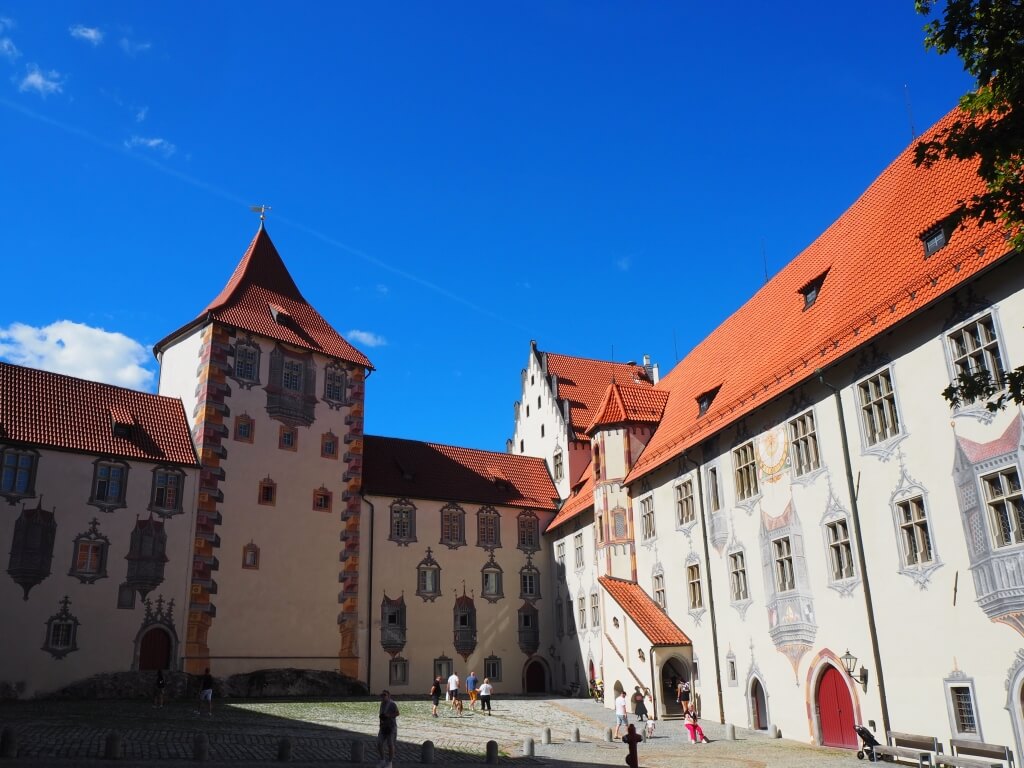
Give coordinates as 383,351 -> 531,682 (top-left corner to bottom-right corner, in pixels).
599,576 -> 691,646
587,383 -> 669,434
0,362 -> 198,466
626,108 -> 1014,485
542,351 -> 653,441
546,467 -> 595,532
363,435 -> 558,510
154,226 -> 373,369
957,414 -> 1021,464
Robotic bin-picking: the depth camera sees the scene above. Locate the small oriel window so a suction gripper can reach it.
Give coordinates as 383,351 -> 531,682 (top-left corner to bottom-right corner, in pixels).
323,362 -> 348,408
321,432 -> 338,459
233,338 -> 261,386
242,541 -> 260,570
234,414 -> 255,443
279,426 -> 298,451
313,486 -> 332,512
258,476 -> 277,506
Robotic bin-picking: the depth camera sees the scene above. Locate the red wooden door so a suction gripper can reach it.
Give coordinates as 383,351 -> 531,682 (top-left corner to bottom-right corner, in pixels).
817,666 -> 856,748
138,628 -> 171,670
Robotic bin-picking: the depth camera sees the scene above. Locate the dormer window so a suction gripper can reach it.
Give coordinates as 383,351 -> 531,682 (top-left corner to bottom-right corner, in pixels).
269,303 -> 290,323
798,269 -> 829,310
696,386 -> 721,417
924,228 -> 947,255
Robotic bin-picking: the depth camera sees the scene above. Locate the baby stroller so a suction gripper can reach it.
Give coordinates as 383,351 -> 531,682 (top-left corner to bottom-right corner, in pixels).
855,724 -> 882,761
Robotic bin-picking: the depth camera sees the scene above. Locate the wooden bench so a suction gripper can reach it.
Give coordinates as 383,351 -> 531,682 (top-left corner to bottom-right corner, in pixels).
933,739 -> 1015,768
871,731 -> 941,767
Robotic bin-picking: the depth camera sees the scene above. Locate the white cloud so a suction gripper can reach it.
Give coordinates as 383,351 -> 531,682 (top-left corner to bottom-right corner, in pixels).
347,330 -> 388,348
119,38 -> 151,56
0,37 -> 18,60
0,17 -> 14,32
18,64 -> 63,96
69,25 -> 103,45
124,135 -> 176,157
0,320 -> 155,390
135,105 -> 148,122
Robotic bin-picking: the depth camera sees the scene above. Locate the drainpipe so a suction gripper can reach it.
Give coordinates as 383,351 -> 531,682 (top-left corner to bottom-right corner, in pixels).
362,494 -> 375,693
816,370 -> 891,735
648,646 -> 658,719
682,453 -> 725,725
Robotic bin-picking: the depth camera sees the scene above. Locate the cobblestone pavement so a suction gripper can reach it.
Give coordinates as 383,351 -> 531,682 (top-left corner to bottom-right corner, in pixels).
0,696 -> 862,767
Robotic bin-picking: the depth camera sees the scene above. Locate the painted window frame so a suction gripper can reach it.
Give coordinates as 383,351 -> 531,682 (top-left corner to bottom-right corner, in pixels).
232,336 -> 262,388
321,431 -> 338,459
0,446 -> 39,503
476,506 -> 501,550
788,409 -> 821,477
322,361 -> 349,409
824,517 -> 857,582
258,476 -> 276,506
89,458 -> 129,512
313,486 -> 333,512
481,555 -> 504,603
577,595 -> 587,630
675,478 -> 696,527
484,655 -> 502,682
590,591 -> 600,627
389,657 -> 409,686
440,503 -> 467,549
856,366 -> 904,449
234,413 -> 255,443
149,466 -> 185,517
242,542 -> 260,570
638,495 -> 656,541
416,548 -> 441,601
687,563 -> 703,609
944,310 -> 1007,411
278,425 -> 298,451
573,533 -> 585,570
519,562 -> 541,600
517,510 -> 540,553
773,536 -> 796,592
981,465 -> 1024,548
389,498 -> 417,545
733,441 -> 759,501
943,672 -> 982,740
553,449 -> 564,481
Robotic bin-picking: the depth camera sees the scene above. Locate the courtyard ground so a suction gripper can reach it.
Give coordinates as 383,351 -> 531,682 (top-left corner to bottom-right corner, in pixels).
0,694 -> 864,767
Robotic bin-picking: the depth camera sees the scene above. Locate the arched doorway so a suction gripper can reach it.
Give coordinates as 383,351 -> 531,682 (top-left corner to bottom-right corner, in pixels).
524,659 -> 547,693
588,659 -> 596,683
817,665 -> 857,748
138,627 -> 171,670
661,656 -> 689,714
750,678 -> 768,730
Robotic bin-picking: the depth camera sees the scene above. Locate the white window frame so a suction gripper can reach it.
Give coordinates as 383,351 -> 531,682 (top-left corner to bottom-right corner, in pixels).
577,596 -> 587,630
574,533 -> 584,570
945,311 -> 1007,406
943,674 -> 983,740
897,495 -> 934,567
733,441 -> 759,501
676,479 -> 695,526
687,563 -> 703,609
857,367 -> 903,448
729,550 -> 749,601
653,572 -> 666,609
981,465 -> 1024,548
639,496 -> 656,541
773,537 -> 795,592
590,592 -> 600,627
825,518 -> 856,581
788,409 -> 821,477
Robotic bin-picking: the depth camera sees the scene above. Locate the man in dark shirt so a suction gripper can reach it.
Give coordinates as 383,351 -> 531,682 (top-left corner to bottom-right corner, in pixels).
377,689 -> 399,767
197,668 -> 214,716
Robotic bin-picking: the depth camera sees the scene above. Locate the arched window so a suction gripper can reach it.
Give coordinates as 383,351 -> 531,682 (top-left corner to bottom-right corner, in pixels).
440,503 -> 466,549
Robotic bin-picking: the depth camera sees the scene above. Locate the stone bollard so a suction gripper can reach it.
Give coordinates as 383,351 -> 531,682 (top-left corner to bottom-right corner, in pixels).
768,724 -> 779,739
522,737 -> 535,757
420,740 -> 435,764
541,727 -> 551,745
572,727 -> 581,743
485,740 -> 498,764
277,736 -> 292,762
0,726 -> 17,758
193,732 -> 210,762
604,727 -> 613,742
725,723 -> 736,741
349,739 -> 364,763
104,731 -> 123,760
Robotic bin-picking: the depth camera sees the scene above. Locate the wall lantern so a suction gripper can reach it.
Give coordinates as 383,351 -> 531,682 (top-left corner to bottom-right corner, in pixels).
840,649 -> 869,693
637,649 -> 645,663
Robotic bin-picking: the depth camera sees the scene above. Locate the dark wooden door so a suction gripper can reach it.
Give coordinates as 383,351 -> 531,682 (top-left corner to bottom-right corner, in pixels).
817,666 -> 856,748
524,660 -> 546,692
138,628 -> 171,670
751,679 -> 768,730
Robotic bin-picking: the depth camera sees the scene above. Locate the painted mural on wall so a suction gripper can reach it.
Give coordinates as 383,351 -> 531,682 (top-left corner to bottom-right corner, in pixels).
7,498 -> 57,600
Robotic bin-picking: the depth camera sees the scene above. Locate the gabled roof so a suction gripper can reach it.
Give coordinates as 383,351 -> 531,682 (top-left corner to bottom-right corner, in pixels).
599,576 -> 691,646
542,350 -> 653,442
546,467 -> 595,532
363,435 -> 559,510
154,226 -> 373,369
626,108 -> 1015,485
957,414 -> 1021,464
0,362 -> 198,466
587,382 -> 669,434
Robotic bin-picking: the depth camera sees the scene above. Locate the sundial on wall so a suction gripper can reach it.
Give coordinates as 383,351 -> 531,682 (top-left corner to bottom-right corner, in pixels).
756,427 -> 790,484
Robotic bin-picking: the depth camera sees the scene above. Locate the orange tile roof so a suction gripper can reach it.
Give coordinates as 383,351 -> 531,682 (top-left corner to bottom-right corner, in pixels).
626,108 -> 1014,485
0,362 -> 198,466
587,382 -> 669,434
542,351 -> 653,441
957,414 -> 1020,464
154,226 -> 373,369
599,576 -> 691,646
363,435 -> 559,510
546,466 -> 595,532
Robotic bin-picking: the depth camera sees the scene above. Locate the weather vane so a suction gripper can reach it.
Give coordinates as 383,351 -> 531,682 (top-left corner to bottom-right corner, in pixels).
250,204 -> 272,222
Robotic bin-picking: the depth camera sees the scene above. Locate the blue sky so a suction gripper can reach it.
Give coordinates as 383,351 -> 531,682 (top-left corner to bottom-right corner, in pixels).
0,3 -> 974,451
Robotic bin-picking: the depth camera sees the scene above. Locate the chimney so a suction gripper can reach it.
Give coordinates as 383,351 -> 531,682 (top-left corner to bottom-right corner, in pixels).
643,354 -> 660,385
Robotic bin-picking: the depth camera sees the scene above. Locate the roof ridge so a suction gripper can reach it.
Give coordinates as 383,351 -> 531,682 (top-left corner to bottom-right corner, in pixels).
0,360 -> 179,402
368,433 -> 545,463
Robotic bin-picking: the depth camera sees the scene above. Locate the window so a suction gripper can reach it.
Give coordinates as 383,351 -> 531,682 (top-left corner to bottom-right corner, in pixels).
389,657 -> 409,686
566,599 -> 575,635
1,447 -> 38,500
687,564 -> 703,609
948,314 -> 1004,394
42,596 -> 79,659
556,542 -> 565,565
441,503 -> 466,548
897,496 -> 934,566
596,513 -> 604,543
75,541 -> 103,574
799,270 -> 828,310
541,425 -> 545,438
242,542 -> 260,570
639,497 -> 656,540
321,432 -> 338,459
233,339 -> 261,384
924,228 -> 947,255
90,460 -> 128,510
773,537 -> 795,592
484,655 -> 502,682
922,214 -> 958,257
788,411 -> 820,476
697,386 -> 720,416
555,599 -> 564,636
258,477 -> 276,506
590,592 -> 600,626
519,439 -> 524,453
858,369 -> 901,446
323,362 -> 348,407
573,533 -> 584,569
150,468 -> 184,516
313,487 -> 333,512
612,508 -> 627,538
68,519 -> 109,584
577,596 -> 587,630
826,519 -> 855,580
517,511 -> 539,553
707,467 -> 721,512
728,659 -> 737,684
733,442 -> 759,500
951,686 -> 978,734
390,499 -> 417,545
416,548 -> 440,600
481,556 -> 503,602
520,563 -> 540,600
983,467 -> 1024,547
676,480 -> 695,525
653,573 -> 666,608
518,604 -> 539,653
267,346 -> 316,426
381,596 -> 407,652
282,359 -> 303,392
729,551 -> 749,601
434,655 -> 453,680
278,425 -> 298,451
234,414 -> 255,443
553,450 -> 564,481
477,506 -> 501,549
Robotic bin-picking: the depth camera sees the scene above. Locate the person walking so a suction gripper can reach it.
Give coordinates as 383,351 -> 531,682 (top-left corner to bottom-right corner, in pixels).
446,670 -> 461,714
478,677 -> 493,715
377,689 -> 400,768
196,668 -> 214,716
613,689 -> 628,739
153,669 -> 166,708
631,686 -> 648,722
677,679 -> 691,710
428,675 -> 443,717
466,670 -> 479,710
